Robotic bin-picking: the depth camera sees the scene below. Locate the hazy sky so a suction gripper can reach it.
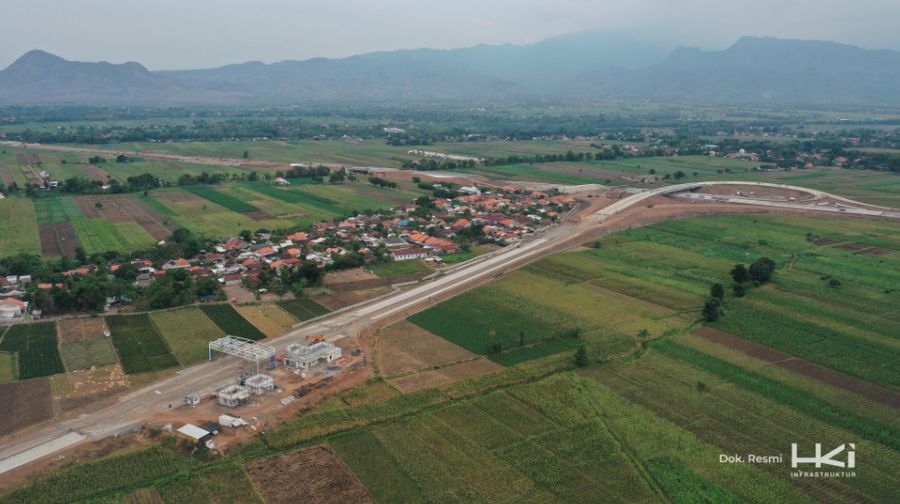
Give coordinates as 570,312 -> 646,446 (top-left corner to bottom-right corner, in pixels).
3,0 -> 900,70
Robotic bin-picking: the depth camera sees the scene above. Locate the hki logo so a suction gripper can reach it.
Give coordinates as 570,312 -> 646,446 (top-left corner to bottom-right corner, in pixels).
791,443 -> 855,469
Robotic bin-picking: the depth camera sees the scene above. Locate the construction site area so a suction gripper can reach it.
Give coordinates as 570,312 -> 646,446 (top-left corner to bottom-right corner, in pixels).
154,334 -> 365,453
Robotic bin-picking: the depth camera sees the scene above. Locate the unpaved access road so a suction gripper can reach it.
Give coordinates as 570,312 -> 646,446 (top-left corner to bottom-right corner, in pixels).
1,181 -> 897,477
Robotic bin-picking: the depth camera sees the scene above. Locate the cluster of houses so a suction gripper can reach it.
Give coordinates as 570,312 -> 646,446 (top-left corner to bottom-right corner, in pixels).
0,186 -> 575,322
0,275 -> 32,322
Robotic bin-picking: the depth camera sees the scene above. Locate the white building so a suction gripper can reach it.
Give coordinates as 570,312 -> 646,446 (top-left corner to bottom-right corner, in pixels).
244,373 -> 275,395
0,298 -> 28,322
391,247 -> 429,261
217,384 -> 250,407
283,342 -> 342,371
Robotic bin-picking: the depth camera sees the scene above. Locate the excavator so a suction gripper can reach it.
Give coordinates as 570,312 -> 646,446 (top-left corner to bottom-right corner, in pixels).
305,334 -> 325,344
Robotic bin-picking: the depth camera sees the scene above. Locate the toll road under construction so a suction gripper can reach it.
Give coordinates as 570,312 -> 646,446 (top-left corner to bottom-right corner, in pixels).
208,335 -> 277,373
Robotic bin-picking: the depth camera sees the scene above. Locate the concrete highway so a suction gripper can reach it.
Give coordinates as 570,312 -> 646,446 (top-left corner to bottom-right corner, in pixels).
1,180 -> 897,476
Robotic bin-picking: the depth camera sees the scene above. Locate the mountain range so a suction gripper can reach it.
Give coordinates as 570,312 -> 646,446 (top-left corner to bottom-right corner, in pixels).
2,32 -> 900,106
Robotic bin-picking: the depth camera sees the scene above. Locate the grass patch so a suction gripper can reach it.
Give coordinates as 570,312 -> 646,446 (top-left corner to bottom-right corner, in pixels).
368,260 -> 430,278
0,352 -> 16,383
60,338 -> 118,371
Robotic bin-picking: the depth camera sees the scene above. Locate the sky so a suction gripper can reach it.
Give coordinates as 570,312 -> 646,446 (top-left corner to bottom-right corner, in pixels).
3,0 -> 900,70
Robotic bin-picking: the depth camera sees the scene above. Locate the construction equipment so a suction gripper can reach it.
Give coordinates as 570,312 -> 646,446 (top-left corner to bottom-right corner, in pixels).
305,334 -> 325,344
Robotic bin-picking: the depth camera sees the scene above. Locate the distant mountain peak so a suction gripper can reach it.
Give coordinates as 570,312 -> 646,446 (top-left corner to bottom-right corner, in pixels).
6,49 -> 66,69
2,35 -> 900,106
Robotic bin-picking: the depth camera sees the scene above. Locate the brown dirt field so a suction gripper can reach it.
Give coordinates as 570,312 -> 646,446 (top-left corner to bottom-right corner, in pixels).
58,317 -> 108,344
55,364 -> 129,413
325,267 -> 380,284
0,166 -> 14,185
390,369 -> 454,391
243,210 -> 274,221
693,327 -> 790,362
697,184 -> 816,201
156,191 -> 201,203
0,377 -> 54,437
55,221 -> 81,258
38,223 -> 63,257
80,164 -> 113,183
119,197 -> 176,238
377,320 -> 476,377
389,359 -> 501,392
16,150 -> 40,165
74,195 -> 173,240
856,246 -> 897,256
813,237 -> 841,246
73,197 -> 103,218
245,443 -> 373,504
435,358 -> 502,381
313,287 -> 392,311
325,278 -> 391,292
833,243 -> 868,251
693,327 -> 900,408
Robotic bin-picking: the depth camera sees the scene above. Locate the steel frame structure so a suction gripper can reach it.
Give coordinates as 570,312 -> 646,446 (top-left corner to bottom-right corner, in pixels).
208,335 -> 276,373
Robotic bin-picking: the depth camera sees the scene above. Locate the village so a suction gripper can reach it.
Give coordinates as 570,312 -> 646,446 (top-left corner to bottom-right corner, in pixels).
0,184 -> 576,322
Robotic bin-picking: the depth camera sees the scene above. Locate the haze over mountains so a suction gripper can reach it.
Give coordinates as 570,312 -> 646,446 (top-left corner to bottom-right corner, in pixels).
2,32 -> 900,106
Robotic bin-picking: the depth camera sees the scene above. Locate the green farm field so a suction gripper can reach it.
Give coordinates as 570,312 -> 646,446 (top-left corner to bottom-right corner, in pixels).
409,243 -> 695,365
0,197 -> 41,256
149,307 -> 225,366
150,189 -> 298,236
275,298 -> 330,322
368,259 -> 431,278
68,216 -> 156,254
106,314 -> 179,374
415,213 -> 900,385
0,322 -> 65,380
199,303 -> 266,341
